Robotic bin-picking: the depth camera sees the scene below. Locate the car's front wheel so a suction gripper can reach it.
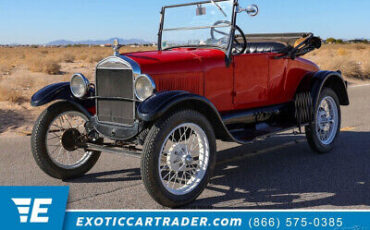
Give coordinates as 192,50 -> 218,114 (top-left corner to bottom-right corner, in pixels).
305,88 -> 341,153
31,101 -> 101,179
141,110 -> 216,208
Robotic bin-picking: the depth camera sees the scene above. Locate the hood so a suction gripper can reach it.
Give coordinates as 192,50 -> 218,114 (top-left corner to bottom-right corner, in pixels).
124,48 -> 227,75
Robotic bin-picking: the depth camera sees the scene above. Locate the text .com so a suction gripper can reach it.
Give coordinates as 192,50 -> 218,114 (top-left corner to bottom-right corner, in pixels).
76,216 -> 242,228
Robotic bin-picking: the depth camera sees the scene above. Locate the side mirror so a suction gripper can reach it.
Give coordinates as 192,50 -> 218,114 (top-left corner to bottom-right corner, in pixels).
239,4 -> 259,17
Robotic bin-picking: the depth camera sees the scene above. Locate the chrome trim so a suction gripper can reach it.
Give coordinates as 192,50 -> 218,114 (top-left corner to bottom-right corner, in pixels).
95,56 -> 139,126
86,143 -> 142,159
70,73 -> 90,98
120,55 -> 142,76
134,74 -> 156,102
163,24 -> 230,32
88,96 -> 140,102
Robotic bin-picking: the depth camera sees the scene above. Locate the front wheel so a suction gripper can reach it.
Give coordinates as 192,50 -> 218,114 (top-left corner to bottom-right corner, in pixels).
305,88 -> 341,153
31,101 -> 101,179
141,110 -> 216,208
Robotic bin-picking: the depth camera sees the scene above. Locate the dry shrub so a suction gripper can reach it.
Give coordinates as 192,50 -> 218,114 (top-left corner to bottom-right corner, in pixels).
0,81 -> 26,103
62,53 -> 75,63
87,55 -> 105,64
337,48 -> 347,56
363,62 -> 370,79
0,63 -> 11,74
305,44 -> 370,81
28,59 -> 61,74
77,53 -> 88,61
342,61 -> 363,80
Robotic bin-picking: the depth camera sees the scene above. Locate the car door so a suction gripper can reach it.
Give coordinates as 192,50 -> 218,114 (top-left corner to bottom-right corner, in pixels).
232,53 -> 270,110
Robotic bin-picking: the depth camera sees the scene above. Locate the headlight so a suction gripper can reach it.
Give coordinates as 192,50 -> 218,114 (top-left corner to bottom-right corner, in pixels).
70,73 -> 90,98
135,74 -> 156,101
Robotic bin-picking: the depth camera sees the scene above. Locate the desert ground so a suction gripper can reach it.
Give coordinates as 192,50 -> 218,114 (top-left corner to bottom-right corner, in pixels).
0,44 -> 369,136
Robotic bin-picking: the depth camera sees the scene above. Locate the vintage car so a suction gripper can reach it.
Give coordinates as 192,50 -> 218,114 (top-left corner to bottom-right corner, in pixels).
30,0 -> 349,207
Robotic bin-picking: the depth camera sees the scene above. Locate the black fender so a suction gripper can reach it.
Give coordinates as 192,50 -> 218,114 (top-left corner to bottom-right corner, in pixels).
31,82 -> 95,118
137,91 -> 233,141
297,70 -> 350,108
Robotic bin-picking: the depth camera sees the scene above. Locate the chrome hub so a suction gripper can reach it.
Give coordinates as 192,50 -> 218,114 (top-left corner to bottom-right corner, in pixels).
315,96 -> 338,145
167,143 -> 191,172
159,123 -> 210,195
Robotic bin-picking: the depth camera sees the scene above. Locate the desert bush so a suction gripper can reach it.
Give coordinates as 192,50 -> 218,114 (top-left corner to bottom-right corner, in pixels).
62,53 -> 75,63
342,61 -> 363,80
337,48 -> 347,56
0,81 -> 26,103
87,55 -> 105,64
326,38 -> 336,44
363,62 -> 370,79
0,62 -> 12,74
40,50 -> 49,55
28,59 -> 61,74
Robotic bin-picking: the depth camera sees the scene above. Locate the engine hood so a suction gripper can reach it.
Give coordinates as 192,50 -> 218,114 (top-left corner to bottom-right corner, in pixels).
123,48 -> 227,75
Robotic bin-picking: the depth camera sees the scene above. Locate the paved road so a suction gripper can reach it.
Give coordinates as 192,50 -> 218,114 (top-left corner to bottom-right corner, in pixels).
1,85 -> 369,209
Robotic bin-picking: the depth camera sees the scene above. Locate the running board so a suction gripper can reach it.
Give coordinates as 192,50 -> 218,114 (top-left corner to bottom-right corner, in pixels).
86,143 -> 142,159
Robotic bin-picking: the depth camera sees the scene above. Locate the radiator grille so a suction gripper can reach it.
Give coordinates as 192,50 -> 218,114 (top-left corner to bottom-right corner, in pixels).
96,68 -> 135,125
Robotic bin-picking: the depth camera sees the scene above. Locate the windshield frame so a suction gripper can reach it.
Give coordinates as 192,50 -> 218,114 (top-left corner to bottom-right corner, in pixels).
158,0 -> 238,55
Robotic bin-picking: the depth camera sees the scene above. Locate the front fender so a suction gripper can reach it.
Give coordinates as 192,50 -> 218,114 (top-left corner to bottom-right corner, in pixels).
137,91 -> 233,141
137,91 -> 220,122
31,82 -> 73,106
31,82 -> 95,116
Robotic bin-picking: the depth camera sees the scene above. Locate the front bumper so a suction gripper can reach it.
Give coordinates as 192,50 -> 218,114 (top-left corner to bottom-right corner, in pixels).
86,116 -> 141,141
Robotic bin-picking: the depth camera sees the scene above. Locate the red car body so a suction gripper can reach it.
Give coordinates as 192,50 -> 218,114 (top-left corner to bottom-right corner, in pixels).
127,48 -> 319,113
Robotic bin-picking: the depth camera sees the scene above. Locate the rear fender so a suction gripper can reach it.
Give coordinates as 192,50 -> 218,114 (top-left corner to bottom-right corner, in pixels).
31,82 -> 95,117
297,71 -> 350,108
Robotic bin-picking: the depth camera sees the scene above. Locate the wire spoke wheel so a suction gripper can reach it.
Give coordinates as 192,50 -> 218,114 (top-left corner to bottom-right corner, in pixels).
46,111 -> 92,169
158,123 -> 210,195
315,96 -> 339,145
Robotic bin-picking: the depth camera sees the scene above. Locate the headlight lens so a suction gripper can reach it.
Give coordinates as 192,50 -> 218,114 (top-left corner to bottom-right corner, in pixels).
70,73 -> 89,98
135,74 -> 155,101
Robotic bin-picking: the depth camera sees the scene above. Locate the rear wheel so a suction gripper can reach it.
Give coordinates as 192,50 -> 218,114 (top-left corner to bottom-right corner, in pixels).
141,110 -> 216,207
305,88 -> 341,153
31,101 -> 101,179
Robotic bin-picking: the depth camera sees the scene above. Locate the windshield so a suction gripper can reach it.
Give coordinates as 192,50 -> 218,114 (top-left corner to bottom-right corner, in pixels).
161,0 -> 234,51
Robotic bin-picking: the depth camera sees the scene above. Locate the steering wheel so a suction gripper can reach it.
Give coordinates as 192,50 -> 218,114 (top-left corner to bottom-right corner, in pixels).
211,20 -> 247,55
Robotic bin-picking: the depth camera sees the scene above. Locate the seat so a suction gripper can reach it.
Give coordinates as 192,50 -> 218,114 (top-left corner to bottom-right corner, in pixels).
244,42 -> 288,54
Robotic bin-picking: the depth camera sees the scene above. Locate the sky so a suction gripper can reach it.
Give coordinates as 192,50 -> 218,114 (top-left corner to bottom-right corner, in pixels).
0,0 -> 369,44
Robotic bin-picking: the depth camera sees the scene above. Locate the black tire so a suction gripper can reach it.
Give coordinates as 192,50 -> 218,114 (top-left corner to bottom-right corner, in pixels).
305,88 -> 341,154
31,101 -> 101,180
141,110 -> 216,208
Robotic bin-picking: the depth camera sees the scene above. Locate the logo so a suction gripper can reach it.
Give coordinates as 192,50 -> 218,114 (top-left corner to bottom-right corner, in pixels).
0,187 -> 68,230
12,198 -> 52,223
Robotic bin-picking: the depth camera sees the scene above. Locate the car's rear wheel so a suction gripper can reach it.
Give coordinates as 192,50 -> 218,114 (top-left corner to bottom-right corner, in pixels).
305,88 -> 341,153
141,110 -> 216,208
31,101 -> 101,179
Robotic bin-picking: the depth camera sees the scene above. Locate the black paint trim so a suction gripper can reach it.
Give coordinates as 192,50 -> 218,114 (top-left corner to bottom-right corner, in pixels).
30,82 -> 95,116
297,71 -> 350,108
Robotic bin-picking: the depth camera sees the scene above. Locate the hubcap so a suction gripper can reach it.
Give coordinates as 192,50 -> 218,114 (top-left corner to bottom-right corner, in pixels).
315,96 -> 339,145
46,111 -> 92,169
159,123 -> 210,195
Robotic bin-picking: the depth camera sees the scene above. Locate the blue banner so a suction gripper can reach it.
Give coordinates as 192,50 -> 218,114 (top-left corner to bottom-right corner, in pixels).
0,186 -> 369,230
0,186 -> 69,230
64,211 -> 370,230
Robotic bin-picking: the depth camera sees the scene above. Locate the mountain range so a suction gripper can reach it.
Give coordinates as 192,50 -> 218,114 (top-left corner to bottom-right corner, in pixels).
46,38 -> 152,46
